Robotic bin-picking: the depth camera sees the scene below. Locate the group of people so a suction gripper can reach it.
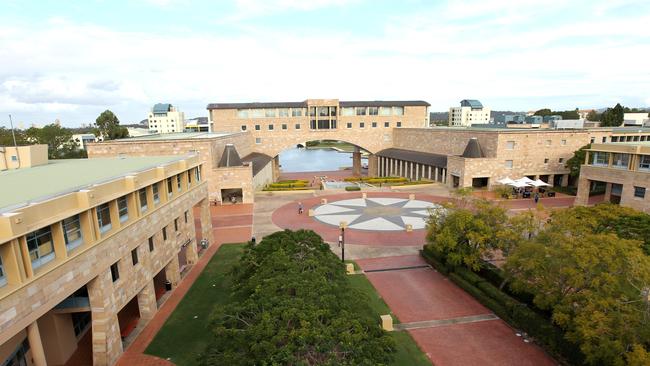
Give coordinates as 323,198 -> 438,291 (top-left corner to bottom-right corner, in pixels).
512,187 -> 541,203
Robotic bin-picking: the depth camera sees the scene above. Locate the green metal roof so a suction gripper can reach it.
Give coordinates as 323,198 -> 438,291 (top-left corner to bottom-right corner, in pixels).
152,103 -> 172,114
0,156 -> 185,213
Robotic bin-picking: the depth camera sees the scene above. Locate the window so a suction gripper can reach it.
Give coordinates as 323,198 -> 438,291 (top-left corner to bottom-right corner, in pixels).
396,121 -> 402,127
162,227 -> 167,241
187,171 -> 192,188
642,136 -> 647,142
255,137 -> 262,144
346,122 -> 352,128
545,140 -> 552,146
117,196 -> 129,222
268,124 -> 274,131
602,137 -> 607,143
356,107 -> 367,116
196,166 -> 201,182
393,107 -> 404,115
110,262 -> 119,282
612,136 -> 619,142
153,184 -> 160,204
561,139 -> 567,145
281,124 -> 287,130
295,124 -> 301,130
139,188 -> 148,212
504,160 -> 513,169
167,177 -> 173,197
590,137 -> 595,143
177,175 -> 182,192
544,158 -> 549,164
359,122 -> 365,128
379,106 -> 392,116
265,109 -> 277,118
639,155 -> 650,170
291,108 -> 303,117
341,107 -> 355,116
241,125 -> 247,131
96,203 -> 112,234
174,218 -> 179,232
131,248 -> 139,265
309,107 -> 316,117
612,153 -> 629,168
71,312 -> 91,337
591,152 -> 609,166
371,122 -> 377,128
279,108 -> 289,117
184,210 -> 188,223
254,124 -> 260,131
63,215 -> 83,251
368,107 -> 379,115
0,257 -> 6,287
506,141 -> 515,150
318,107 -> 329,117
384,122 -> 390,128
634,186 -> 646,198
558,158 -> 564,163
634,136 -> 640,142
148,236 -> 154,252
26,227 -> 55,269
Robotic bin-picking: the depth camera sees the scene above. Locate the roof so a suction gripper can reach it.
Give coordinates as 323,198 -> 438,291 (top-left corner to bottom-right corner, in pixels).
217,144 -> 243,168
207,100 -> 430,109
115,132 -> 236,141
460,99 -> 483,109
462,138 -> 485,158
153,103 -> 172,113
0,156 -> 186,213
242,152 -> 273,175
376,148 -> 447,167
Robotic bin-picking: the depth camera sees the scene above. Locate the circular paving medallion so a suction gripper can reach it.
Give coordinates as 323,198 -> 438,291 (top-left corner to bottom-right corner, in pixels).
312,197 -> 443,231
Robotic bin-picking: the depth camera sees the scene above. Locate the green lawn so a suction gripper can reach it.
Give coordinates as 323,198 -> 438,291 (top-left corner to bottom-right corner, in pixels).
145,243 -> 247,366
146,245 -> 430,366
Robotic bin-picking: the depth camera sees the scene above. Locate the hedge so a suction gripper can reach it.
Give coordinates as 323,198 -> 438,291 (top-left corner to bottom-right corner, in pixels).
344,176 -> 408,183
345,186 -> 361,191
268,182 -> 309,188
277,179 -> 309,184
262,187 -> 312,191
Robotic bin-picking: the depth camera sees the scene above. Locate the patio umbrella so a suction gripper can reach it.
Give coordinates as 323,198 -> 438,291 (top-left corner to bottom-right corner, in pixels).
510,181 -> 530,188
497,177 -> 516,185
516,177 -> 535,184
530,179 -> 551,187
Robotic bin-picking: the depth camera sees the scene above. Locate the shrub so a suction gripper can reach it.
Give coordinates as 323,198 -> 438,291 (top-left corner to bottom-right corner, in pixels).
345,186 -> 361,191
420,249 -> 450,274
262,187 -> 311,191
448,273 -> 511,322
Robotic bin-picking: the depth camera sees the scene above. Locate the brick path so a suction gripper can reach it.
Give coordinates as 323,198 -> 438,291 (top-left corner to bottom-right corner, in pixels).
115,204 -> 253,366
356,255 -> 556,366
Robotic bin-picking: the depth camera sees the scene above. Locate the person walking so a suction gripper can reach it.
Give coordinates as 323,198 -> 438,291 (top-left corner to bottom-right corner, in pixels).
534,192 -> 539,204
298,202 -> 304,214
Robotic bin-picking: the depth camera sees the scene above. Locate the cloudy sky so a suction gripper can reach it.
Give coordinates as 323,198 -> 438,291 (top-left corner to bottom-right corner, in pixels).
1,0 -> 649,128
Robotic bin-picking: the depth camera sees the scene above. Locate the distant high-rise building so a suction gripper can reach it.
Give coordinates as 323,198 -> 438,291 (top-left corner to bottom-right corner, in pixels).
147,103 -> 185,133
448,100 -> 491,126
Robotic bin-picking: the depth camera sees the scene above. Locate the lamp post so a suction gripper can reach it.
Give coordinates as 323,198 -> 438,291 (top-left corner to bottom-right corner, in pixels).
339,221 -> 347,262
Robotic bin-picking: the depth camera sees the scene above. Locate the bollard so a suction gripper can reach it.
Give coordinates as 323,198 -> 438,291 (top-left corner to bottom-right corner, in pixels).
362,192 -> 367,199
346,263 -> 355,275
409,193 -> 415,200
405,224 -> 413,232
380,315 -> 394,331
308,209 -> 314,217
321,198 -> 328,204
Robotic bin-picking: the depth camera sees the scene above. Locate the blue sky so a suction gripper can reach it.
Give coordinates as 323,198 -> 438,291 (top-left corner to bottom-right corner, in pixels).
1,0 -> 649,127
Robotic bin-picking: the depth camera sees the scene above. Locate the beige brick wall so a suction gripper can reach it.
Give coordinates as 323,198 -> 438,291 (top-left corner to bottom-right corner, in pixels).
576,165 -> 650,213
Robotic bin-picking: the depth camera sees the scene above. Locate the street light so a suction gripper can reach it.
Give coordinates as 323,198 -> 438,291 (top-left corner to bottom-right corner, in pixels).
339,221 -> 347,262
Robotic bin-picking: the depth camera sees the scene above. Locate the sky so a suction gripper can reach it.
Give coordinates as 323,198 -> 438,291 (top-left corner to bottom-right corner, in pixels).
0,0 -> 649,128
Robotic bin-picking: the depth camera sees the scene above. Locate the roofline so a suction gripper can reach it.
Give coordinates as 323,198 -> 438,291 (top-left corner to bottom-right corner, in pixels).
207,100 -> 430,110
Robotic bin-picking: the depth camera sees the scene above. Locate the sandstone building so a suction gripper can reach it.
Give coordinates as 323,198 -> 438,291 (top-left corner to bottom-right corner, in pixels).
0,146 -> 213,366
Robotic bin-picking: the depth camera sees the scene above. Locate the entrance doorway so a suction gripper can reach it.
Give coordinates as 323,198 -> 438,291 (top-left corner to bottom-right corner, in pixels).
221,188 -> 242,204
452,175 -> 460,188
472,177 -> 489,188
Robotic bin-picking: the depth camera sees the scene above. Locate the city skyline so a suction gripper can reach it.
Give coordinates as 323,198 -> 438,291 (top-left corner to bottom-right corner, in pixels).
1,0 -> 649,127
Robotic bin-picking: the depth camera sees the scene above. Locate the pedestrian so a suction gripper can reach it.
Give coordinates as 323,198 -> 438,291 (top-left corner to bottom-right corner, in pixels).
534,192 -> 539,204
298,202 -> 303,214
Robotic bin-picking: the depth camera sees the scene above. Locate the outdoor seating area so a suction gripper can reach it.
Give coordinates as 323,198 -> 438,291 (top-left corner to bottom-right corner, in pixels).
496,177 -> 554,200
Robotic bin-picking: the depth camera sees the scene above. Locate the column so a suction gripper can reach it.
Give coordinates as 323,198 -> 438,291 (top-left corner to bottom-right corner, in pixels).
186,240 -> 198,265
367,154 -> 378,177
199,198 -> 214,247
272,156 -> 281,181
434,167 -> 439,182
416,163 -> 420,181
399,160 -> 404,176
428,165 -> 432,180
561,174 -> 569,187
27,322 -> 47,366
137,280 -> 158,321
352,147 -> 362,177
575,178 -> 591,206
165,255 -> 181,288
389,158 -> 394,176
442,168 -> 447,183
604,182 -> 612,202
88,271 -> 122,366
548,174 -> 555,187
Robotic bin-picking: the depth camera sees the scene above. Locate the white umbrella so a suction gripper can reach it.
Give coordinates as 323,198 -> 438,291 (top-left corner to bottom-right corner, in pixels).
510,181 -> 530,188
516,177 -> 535,184
530,179 -> 551,187
497,177 -> 515,185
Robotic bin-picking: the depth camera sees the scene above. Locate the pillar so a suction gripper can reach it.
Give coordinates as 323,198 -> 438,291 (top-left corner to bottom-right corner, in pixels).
575,178 -> 590,206
27,322 -> 47,366
561,174 -> 569,187
186,239 -> 198,265
272,156 -> 281,181
416,163 -> 420,181
428,165 -> 432,180
604,182 -> 612,202
368,154 -> 378,177
137,280 -> 158,321
434,167 -> 439,182
352,147 -> 362,177
548,174 -> 555,187
87,271 -> 122,366
164,256 -> 181,288
199,198 -> 214,248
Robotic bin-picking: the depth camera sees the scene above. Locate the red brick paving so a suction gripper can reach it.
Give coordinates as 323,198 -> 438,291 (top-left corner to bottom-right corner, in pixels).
212,214 -> 253,228
356,255 -> 556,366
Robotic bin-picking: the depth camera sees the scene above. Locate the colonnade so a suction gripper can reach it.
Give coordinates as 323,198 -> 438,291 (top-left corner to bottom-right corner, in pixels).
377,156 -> 446,183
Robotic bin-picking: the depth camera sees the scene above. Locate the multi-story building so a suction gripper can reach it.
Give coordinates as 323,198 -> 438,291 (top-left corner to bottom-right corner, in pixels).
448,100 -> 491,127
623,112 -> 650,127
147,104 -> 185,134
575,142 -> 650,213
0,146 -> 213,366
71,133 -> 101,150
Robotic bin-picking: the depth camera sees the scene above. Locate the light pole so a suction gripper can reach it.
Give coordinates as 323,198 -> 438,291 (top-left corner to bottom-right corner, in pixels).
339,221 -> 347,262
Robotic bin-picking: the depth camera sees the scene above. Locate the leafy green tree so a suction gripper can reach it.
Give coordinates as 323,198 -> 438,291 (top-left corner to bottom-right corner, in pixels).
586,110 -> 600,121
0,127 -> 27,146
95,110 -> 129,140
23,123 -> 82,159
565,143 -> 590,178
201,230 -> 394,366
601,103 -> 625,127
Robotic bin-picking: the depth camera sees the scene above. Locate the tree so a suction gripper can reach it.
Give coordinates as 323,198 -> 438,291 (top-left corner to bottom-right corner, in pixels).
0,127 -> 27,146
534,108 -> 552,116
23,123 -> 81,159
586,110 -> 600,121
601,103 -> 625,127
201,230 -> 394,366
565,143 -> 590,178
95,110 -> 129,140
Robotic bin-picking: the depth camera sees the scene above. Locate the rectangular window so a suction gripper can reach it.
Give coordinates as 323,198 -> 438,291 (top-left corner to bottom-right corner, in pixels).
139,188 -> 148,212
396,121 -> 402,127
63,215 -> 83,251
310,120 -> 316,129
639,155 -> 650,170
359,122 -> 365,128
611,136 -> 619,142
506,141 -> 515,150
356,107 -> 366,116
341,107 -> 355,116
309,107 -> 316,117
196,166 -> 201,182
591,152 -> 609,166
278,108 -> 289,117
384,122 -> 390,128
162,227 -> 167,241
255,137 -> 262,144
291,108 -> 303,117
642,136 -> 647,142
250,109 -> 264,118
265,109 -> 276,118
281,124 -> 287,130
561,139 -> 567,145
379,106 -> 392,116
371,122 -> 377,128
187,171 -> 192,188
241,125 -> 247,131
153,184 -> 160,204
131,248 -> 139,265
330,107 -> 337,116
177,175 -> 182,192
504,160 -> 513,169
237,109 -> 248,118
117,196 -> 129,222
174,218 -> 179,232
331,119 -> 337,129
0,257 -> 6,287
295,123 -> 301,130
393,107 -> 404,115
318,107 -> 329,117
634,136 -> 640,141
590,137 -> 595,143
368,107 -> 379,115
254,124 -> 260,131
602,137 -> 607,143
346,122 -> 352,128
268,124 -> 274,131
634,186 -> 646,198
184,211 -> 188,223
26,227 -> 55,269
612,153 -> 629,168
558,158 -> 564,163
167,178 -> 173,197
96,203 -> 112,234
544,158 -> 549,164
110,262 -> 119,282
148,236 -> 154,252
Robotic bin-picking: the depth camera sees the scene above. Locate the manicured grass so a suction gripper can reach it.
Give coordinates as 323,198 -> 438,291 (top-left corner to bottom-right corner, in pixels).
347,273 -> 399,323
145,243 -> 247,366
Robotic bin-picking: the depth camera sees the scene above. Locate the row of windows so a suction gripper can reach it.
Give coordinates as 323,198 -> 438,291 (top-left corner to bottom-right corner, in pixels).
610,135 -> 650,143
236,106 -> 405,119
503,158 -> 565,169
0,166 -> 202,288
110,211 -> 190,282
243,121 -> 402,132
590,152 -> 650,170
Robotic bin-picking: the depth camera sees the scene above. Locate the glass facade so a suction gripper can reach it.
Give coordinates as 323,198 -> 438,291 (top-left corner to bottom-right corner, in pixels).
26,227 -> 55,269
63,215 -> 83,251
139,188 -> 148,212
0,256 -> 6,287
118,196 -> 129,222
153,183 -> 160,204
97,203 -> 112,234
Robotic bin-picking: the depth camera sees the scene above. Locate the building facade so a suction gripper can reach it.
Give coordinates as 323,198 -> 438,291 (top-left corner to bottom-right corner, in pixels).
448,99 -> 491,127
575,142 -> 650,213
147,104 -> 185,134
0,149 -> 213,366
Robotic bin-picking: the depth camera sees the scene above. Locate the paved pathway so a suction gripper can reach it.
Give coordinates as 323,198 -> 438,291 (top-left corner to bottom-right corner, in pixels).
356,255 -> 557,366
